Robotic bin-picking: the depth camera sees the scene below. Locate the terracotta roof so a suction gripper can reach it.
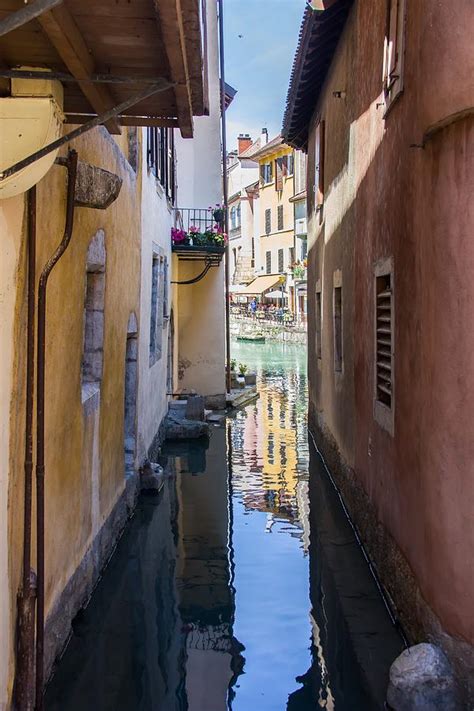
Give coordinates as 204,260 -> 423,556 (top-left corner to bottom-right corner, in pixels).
282,0 -> 354,150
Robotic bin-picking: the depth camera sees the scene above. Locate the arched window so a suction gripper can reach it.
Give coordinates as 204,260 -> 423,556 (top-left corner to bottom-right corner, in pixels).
236,203 -> 241,227
82,230 -> 106,395
230,206 -> 236,230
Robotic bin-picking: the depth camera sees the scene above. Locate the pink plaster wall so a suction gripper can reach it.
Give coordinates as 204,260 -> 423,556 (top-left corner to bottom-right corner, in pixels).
306,0 -> 474,652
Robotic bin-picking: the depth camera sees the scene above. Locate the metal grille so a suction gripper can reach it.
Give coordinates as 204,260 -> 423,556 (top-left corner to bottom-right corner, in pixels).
277,205 -> 284,231
265,208 -> 271,235
376,274 -> 392,407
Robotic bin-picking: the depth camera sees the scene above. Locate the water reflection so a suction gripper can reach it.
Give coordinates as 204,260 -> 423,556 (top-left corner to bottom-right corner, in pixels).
46,341 -> 403,711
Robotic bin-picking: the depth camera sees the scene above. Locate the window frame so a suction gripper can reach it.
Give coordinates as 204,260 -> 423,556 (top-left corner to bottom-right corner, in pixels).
382,0 -> 406,114
314,120 -> 325,223
333,282 -> 343,373
374,257 -> 395,434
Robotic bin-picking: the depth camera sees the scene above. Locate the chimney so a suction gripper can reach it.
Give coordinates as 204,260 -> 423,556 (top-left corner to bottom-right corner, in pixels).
261,127 -> 268,145
237,133 -> 252,155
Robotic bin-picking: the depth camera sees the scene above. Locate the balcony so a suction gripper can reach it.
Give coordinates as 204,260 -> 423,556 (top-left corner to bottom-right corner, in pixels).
172,207 -> 226,265
295,217 -> 307,238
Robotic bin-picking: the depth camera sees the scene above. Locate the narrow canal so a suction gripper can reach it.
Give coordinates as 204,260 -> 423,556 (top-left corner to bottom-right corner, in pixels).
45,341 -> 404,711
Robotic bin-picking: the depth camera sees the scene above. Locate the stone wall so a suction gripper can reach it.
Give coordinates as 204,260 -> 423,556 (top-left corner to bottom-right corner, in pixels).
230,315 -> 307,344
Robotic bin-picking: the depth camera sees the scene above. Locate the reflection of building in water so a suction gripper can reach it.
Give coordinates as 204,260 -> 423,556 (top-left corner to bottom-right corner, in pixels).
232,375 -> 308,523
174,428 -> 244,710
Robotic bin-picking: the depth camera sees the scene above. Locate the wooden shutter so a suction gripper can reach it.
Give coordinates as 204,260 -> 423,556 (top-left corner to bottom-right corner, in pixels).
265,208 -> 271,234
277,205 -> 284,231
260,164 -> 266,184
266,251 -> 272,274
278,249 -> 284,273
375,274 -> 392,407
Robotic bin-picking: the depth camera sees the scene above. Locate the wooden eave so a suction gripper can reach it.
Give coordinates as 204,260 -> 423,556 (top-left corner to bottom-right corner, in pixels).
0,0 -> 206,136
282,0 -> 353,150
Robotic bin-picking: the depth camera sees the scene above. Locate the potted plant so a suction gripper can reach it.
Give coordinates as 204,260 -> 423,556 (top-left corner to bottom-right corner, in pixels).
212,203 -> 225,226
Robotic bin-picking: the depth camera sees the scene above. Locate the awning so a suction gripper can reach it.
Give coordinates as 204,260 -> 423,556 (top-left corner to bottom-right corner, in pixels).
0,0 -> 207,136
240,275 -> 284,295
265,290 -> 288,299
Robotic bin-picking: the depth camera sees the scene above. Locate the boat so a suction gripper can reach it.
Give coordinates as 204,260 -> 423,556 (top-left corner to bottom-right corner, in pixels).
237,334 -> 266,343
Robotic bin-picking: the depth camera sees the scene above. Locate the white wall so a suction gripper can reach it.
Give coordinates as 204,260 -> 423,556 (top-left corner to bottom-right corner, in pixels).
136,134 -> 172,460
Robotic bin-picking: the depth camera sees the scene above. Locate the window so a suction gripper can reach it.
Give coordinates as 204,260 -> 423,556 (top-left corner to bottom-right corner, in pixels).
314,120 -> 325,222
334,285 -> 342,372
275,157 -> 284,191
289,247 -> 295,268
277,205 -> 284,231
260,162 -> 273,185
265,208 -> 271,235
230,206 -> 236,229
375,272 -> 393,408
236,203 -> 241,227
147,127 -> 175,203
150,249 -> 164,365
278,249 -> 284,273
383,0 -> 406,111
287,153 -> 294,176
294,151 -> 307,195
315,289 -> 322,359
82,230 -> 106,401
301,240 -> 308,260
266,251 -> 272,274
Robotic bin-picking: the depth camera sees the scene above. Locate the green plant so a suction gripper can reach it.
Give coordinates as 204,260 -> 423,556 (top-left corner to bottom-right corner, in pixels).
238,362 -> 248,375
230,358 -> 237,371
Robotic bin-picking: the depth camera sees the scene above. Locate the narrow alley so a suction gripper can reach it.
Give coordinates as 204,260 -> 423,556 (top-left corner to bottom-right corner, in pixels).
45,342 -> 404,710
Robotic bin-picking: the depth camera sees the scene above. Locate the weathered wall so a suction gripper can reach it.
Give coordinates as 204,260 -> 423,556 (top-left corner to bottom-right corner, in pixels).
0,194 -> 25,710
136,133 -> 172,461
2,125 -> 143,706
306,0 -> 474,698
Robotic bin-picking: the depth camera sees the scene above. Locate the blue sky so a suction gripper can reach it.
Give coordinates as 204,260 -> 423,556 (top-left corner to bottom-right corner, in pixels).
223,0 -> 306,151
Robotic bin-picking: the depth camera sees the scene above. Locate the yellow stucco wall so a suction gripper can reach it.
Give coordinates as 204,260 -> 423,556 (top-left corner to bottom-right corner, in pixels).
256,146 -> 295,275
2,125 -> 142,704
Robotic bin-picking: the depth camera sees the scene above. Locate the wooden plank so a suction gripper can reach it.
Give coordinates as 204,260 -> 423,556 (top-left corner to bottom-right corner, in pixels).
37,4 -> 122,134
153,0 -> 193,138
0,0 -> 63,38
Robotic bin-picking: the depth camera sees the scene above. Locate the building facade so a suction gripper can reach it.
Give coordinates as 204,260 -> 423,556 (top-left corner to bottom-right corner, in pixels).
283,0 -> 474,701
0,1 -> 224,708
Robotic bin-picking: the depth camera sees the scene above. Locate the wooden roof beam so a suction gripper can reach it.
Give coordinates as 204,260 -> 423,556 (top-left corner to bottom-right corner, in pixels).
37,5 -> 122,134
154,0 -> 194,138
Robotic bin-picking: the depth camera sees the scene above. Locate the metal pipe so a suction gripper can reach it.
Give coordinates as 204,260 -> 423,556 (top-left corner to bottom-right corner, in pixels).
0,81 -> 173,182
14,187 -> 38,711
218,0 -> 231,393
0,0 -> 63,38
35,150 -> 78,711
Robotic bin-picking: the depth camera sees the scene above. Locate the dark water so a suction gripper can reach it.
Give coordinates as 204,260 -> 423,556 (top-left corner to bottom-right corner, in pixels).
45,341 -> 404,711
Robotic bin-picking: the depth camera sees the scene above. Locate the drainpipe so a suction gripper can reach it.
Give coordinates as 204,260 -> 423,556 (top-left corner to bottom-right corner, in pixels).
14,187 -> 38,711
35,149 -> 78,711
218,0 -> 231,394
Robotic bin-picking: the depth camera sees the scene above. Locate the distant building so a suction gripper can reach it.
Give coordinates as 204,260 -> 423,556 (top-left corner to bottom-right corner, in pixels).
283,0 -> 474,701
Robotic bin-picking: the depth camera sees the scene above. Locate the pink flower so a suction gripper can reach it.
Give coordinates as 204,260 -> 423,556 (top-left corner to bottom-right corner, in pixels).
189,225 -> 199,234
171,227 -> 187,243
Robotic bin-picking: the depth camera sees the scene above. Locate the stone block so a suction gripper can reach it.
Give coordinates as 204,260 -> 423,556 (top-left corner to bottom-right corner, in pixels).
140,461 -> 165,492
185,395 -> 205,421
387,643 -> 459,711
244,372 -> 257,386
164,415 -> 209,440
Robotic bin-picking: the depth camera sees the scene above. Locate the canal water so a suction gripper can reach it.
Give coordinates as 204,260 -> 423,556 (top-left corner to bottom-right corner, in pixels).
45,341 -> 404,711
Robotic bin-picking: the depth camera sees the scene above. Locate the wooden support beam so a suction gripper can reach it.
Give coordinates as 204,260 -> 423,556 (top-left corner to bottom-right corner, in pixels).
0,0 -> 63,38
37,5 -> 122,134
65,114 -> 179,128
153,0 -> 194,138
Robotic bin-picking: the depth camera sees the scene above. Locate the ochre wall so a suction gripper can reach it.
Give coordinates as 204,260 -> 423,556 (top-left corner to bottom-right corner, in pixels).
256,146 -> 295,275
306,0 -> 474,684
3,125 -> 141,704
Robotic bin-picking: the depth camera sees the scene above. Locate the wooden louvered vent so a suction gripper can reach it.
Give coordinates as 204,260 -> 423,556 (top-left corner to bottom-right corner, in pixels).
376,274 -> 392,408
